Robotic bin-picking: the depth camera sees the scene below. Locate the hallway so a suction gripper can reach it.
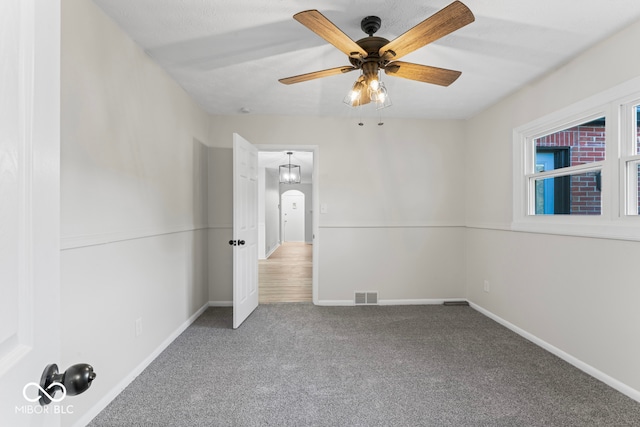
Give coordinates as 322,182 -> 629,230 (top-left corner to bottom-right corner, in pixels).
259,242 -> 312,303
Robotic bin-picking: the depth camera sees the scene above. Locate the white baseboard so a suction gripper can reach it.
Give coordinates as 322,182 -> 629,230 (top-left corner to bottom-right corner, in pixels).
208,300 -> 232,307
74,302 -> 210,427
469,301 -> 640,404
316,298 -> 466,306
379,298 -> 465,305
264,243 -> 280,259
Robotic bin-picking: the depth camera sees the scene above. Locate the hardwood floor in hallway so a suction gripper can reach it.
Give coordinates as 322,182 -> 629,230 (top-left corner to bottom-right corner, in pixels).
259,242 -> 312,303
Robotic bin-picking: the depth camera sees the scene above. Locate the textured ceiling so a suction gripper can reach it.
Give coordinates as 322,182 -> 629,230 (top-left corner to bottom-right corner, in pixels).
92,0 -> 640,119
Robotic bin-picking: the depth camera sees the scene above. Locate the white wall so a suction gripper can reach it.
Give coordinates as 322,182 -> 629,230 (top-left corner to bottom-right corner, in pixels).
265,169 -> 281,255
60,0 -> 211,424
207,147 -> 233,304
258,165 -> 282,259
207,116 -> 467,304
465,18 -> 640,396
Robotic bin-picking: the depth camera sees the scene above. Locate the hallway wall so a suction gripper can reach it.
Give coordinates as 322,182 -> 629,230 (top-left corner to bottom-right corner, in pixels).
60,0 -> 211,424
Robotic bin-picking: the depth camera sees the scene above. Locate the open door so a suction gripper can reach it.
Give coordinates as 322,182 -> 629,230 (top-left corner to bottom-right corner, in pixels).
0,0 -> 62,424
232,134 -> 259,329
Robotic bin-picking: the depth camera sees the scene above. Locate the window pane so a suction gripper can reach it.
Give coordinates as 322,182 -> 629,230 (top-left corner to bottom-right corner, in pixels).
534,171 -> 601,215
635,105 -> 640,155
535,116 -> 605,172
629,161 -> 640,215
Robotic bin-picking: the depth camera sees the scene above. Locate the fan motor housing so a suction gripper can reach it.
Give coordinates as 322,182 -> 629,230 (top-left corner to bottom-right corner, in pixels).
349,36 -> 390,68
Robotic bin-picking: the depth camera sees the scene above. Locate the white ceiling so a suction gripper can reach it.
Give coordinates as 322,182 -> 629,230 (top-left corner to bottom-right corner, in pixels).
92,0 -> 640,120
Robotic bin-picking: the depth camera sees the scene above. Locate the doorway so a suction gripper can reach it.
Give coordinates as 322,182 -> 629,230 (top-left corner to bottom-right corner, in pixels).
281,190 -> 305,242
535,147 -> 570,214
256,148 -> 317,304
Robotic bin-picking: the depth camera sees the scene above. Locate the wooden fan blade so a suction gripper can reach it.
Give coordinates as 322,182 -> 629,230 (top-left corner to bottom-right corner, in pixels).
279,66 -> 357,85
384,61 -> 461,86
378,1 -> 474,61
294,10 -> 368,58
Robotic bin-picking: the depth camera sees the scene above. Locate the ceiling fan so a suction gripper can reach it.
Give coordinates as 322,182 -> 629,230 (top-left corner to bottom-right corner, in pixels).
279,1 -> 475,107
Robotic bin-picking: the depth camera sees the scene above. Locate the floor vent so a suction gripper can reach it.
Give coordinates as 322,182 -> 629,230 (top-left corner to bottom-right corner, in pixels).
443,301 -> 469,306
355,291 -> 378,305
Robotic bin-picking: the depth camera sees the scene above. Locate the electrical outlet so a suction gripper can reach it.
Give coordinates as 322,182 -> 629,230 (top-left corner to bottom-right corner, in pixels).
135,318 -> 143,337
483,280 -> 490,293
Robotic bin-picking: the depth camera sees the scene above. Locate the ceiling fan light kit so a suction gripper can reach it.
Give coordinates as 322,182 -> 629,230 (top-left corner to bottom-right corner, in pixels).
279,1 -> 475,110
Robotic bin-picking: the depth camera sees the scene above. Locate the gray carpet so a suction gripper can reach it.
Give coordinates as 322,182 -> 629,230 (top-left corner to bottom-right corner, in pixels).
89,304 -> 640,426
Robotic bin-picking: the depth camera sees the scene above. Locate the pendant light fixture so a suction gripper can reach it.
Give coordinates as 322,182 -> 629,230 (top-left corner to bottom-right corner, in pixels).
279,152 -> 301,184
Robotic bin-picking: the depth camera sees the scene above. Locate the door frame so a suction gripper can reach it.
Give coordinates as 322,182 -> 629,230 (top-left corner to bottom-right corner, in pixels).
536,147 -> 571,214
256,145 -> 319,305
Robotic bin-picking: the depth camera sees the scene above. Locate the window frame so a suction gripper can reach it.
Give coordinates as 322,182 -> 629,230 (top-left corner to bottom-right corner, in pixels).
620,99 -> 640,216
512,76 -> 640,241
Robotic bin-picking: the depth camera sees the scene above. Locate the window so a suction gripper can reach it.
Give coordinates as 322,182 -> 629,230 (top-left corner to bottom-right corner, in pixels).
622,104 -> 640,215
513,76 -> 640,240
533,117 -> 605,216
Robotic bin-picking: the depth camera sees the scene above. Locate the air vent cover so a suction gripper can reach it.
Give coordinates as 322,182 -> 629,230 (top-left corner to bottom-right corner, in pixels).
355,291 -> 378,305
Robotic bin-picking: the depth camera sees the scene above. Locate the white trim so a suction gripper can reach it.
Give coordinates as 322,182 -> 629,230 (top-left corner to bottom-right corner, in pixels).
264,242 -> 280,259
316,298 -> 467,306
469,302 -> 640,404
208,301 -> 233,307
74,302 -> 210,427
0,344 -> 31,378
379,298 -> 466,305
16,0 -> 36,370
61,225 -> 209,250
319,221 -> 464,228
464,222 -> 512,232
256,144 -> 321,305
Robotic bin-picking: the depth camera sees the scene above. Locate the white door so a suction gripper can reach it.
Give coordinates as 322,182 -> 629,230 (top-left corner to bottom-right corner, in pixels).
232,134 -> 259,329
281,190 -> 305,242
0,0 -> 61,425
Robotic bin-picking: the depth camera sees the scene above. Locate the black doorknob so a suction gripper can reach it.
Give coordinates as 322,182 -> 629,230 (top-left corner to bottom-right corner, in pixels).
39,363 -> 96,406
238,240 -> 246,245
228,240 -> 236,246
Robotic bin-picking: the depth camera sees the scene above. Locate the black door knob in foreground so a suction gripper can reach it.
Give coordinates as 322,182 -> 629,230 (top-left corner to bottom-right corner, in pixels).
228,240 -> 236,246
39,363 -> 96,405
238,240 -> 246,245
